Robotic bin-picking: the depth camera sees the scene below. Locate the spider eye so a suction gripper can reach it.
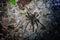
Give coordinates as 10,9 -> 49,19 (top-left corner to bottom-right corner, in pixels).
34,12 -> 38,15
25,15 -> 28,18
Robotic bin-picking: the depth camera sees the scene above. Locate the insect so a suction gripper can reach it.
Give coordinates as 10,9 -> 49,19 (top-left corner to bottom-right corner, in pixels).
24,8 -> 46,32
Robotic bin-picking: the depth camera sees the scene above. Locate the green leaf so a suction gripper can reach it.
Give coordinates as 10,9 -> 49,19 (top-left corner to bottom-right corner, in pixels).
10,0 -> 16,5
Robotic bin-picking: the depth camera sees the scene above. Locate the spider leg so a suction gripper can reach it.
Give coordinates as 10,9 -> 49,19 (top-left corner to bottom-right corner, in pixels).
30,21 -> 35,32
35,21 -> 39,32
24,21 -> 30,32
37,19 -> 46,30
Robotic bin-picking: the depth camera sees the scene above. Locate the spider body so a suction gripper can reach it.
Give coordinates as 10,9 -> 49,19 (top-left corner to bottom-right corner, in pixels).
25,11 -> 45,32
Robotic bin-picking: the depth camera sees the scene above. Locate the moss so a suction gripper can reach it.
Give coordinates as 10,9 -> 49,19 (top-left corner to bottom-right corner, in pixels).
10,0 -> 16,5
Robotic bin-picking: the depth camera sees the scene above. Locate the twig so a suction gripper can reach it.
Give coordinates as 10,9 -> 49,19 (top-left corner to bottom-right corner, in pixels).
0,21 -> 9,32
